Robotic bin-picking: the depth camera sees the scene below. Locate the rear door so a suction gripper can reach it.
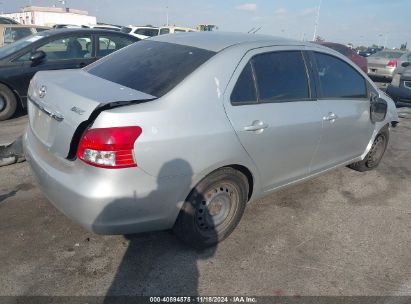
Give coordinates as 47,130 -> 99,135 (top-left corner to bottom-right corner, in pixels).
224,47 -> 322,191
308,51 -> 374,173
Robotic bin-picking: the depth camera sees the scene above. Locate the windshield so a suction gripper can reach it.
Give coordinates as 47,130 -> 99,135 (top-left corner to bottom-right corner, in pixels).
371,51 -> 404,59
0,34 -> 44,60
86,40 -> 216,97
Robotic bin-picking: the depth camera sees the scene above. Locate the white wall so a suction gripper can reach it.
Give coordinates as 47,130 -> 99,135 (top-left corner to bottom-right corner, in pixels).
1,11 -> 96,26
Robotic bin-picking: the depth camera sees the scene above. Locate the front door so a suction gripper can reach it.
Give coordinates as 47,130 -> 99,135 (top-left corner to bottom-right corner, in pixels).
224,47 -> 322,191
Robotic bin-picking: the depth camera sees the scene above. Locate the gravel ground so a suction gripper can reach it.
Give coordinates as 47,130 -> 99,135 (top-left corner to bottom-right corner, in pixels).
0,109 -> 411,297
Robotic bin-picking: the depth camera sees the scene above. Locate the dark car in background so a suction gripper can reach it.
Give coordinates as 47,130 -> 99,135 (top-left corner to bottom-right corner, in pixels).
316,42 -> 368,73
359,47 -> 383,57
386,64 -> 411,107
0,28 -> 139,121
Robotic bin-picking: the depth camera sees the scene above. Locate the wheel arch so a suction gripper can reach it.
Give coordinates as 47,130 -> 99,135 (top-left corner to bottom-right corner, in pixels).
189,163 -> 256,203
0,80 -> 24,108
360,122 -> 390,161
225,164 -> 254,201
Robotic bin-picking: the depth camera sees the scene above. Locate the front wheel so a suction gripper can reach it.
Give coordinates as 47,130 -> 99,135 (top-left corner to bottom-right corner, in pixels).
348,127 -> 389,172
173,167 -> 249,248
0,84 -> 17,121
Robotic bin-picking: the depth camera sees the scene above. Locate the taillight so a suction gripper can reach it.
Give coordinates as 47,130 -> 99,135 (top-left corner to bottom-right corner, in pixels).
77,126 -> 142,169
387,60 -> 397,68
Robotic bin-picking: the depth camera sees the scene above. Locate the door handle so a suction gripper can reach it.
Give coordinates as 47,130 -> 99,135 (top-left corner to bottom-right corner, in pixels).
323,112 -> 338,122
243,120 -> 269,133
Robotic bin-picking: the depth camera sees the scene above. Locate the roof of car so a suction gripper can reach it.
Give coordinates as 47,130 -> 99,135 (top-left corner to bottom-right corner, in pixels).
0,17 -> 19,24
150,32 -> 306,52
316,41 -> 348,48
39,28 -> 133,37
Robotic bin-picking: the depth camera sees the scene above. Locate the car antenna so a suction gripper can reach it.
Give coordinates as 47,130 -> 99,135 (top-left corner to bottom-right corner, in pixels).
252,27 -> 262,34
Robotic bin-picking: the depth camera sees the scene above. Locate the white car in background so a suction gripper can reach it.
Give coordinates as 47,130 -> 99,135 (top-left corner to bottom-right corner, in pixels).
121,25 -> 197,39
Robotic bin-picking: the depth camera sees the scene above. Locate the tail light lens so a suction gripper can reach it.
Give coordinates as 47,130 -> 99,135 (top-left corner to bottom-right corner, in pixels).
77,126 -> 142,169
387,60 -> 397,68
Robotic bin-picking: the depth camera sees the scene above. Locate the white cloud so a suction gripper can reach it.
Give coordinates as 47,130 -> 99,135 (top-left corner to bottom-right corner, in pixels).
273,8 -> 288,19
235,3 -> 257,12
274,8 -> 287,15
299,7 -> 317,16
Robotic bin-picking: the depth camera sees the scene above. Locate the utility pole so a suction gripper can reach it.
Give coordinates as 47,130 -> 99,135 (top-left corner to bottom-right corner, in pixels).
58,0 -> 67,9
313,0 -> 322,41
383,33 -> 389,49
166,0 -> 169,26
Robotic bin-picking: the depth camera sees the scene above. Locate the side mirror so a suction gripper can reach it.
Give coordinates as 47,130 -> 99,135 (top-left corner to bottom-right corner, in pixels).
29,50 -> 46,63
370,97 -> 387,123
401,62 -> 411,68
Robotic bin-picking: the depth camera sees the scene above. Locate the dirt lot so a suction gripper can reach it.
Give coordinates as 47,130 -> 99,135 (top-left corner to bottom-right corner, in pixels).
0,109 -> 411,297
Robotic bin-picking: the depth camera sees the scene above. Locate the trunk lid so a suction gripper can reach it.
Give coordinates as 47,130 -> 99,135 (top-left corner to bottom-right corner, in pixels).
28,69 -> 155,159
367,56 -> 390,68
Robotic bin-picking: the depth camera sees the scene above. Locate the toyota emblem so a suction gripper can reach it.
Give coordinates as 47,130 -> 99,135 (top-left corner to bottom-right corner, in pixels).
39,86 -> 47,98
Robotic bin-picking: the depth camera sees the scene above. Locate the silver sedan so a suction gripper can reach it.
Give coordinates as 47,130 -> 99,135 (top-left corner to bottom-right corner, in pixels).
24,33 -> 399,248
367,50 -> 411,79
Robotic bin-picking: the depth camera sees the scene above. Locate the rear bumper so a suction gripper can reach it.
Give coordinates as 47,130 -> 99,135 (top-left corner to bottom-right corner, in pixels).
368,67 -> 395,79
23,126 -> 187,235
386,85 -> 411,106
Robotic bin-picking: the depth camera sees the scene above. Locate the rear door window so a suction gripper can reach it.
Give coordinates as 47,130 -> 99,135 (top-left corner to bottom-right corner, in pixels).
231,62 -> 257,104
314,52 -> 367,99
86,40 -> 216,97
252,51 -> 310,102
97,34 -> 137,57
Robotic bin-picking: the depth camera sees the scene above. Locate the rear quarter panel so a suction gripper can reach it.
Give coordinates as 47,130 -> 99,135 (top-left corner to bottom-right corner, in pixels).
91,47 -> 263,201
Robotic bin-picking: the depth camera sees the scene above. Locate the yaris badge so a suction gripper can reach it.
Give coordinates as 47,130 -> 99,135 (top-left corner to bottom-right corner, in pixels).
71,106 -> 85,115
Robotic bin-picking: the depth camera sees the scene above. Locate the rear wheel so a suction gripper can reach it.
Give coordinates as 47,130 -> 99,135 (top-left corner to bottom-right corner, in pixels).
0,84 -> 17,121
173,167 -> 249,248
349,127 -> 389,172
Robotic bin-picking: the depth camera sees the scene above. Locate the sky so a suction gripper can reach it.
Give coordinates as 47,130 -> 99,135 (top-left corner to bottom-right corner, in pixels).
0,0 -> 410,48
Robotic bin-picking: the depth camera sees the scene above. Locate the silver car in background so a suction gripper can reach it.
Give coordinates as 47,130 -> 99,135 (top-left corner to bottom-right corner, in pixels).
24,33 -> 399,248
367,50 -> 411,79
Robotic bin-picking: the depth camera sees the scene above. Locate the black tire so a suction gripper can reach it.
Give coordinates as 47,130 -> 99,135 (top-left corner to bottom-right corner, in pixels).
173,167 -> 249,249
348,126 -> 389,172
0,84 -> 17,121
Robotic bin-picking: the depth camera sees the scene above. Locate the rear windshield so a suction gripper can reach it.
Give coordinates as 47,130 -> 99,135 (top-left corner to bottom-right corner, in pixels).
134,28 -> 159,37
120,27 -> 132,34
86,40 -> 216,97
327,44 -> 351,57
370,51 -> 404,59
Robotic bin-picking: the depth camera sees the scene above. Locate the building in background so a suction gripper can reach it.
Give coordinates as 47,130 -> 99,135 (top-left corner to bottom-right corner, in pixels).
0,6 -> 96,27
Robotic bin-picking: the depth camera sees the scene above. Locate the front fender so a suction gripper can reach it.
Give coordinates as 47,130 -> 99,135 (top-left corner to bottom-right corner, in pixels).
360,91 -> 398,160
